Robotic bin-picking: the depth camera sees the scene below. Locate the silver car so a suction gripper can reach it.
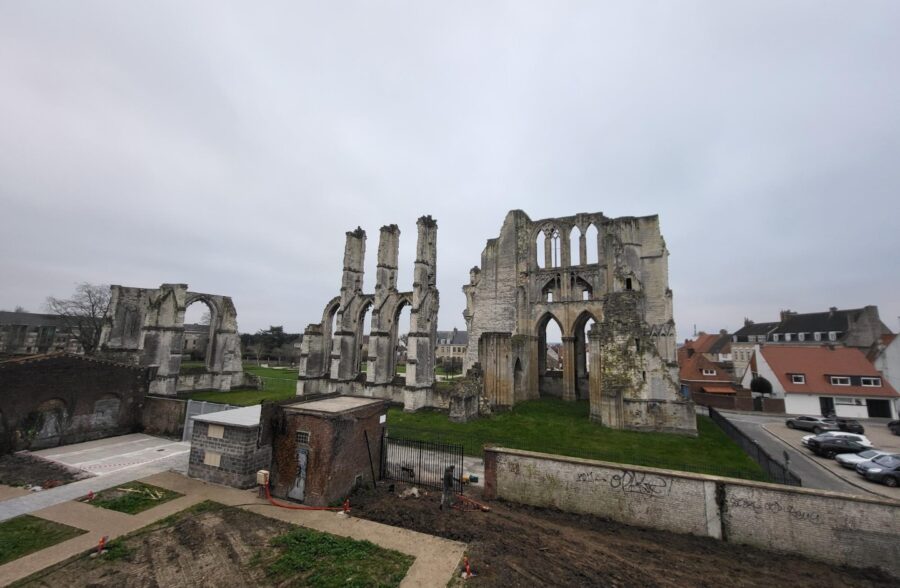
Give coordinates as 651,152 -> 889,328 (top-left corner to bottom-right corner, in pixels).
835,449 -> 889,469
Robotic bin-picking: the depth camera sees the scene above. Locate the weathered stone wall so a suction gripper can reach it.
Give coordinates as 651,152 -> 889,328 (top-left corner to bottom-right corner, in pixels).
188,420 -> 271,489
463,210 -> 689,432
484,447 -> 900,578
141,396 -> 186,438
297,217 -> 440,411
0,354 -> 148,452
98,283 -> 244,396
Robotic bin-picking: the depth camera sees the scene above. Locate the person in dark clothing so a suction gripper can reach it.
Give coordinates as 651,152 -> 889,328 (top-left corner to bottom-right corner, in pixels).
441,464 -> 458,510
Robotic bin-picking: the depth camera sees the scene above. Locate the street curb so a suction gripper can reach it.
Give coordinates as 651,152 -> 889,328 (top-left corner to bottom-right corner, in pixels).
762,424 -> 894,500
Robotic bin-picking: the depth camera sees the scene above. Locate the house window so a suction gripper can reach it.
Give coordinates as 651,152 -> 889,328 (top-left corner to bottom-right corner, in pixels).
296,431 -> 311,445
828,331 -> 837,341
861,377 -> 881,387
798,333 -> 805,342
207,424 -> 225,439
784,334 -> 792,342
830,376 -> 850,386
835,397 -> 863,406
791,374 -> 805,384
702,369 -> 716,376
814,332 -> 822,341
203,451 -> 221,467
772,334 -> 780,342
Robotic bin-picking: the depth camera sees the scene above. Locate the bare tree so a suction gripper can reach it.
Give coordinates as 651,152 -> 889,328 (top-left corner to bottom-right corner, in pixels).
45,283 -> 111,355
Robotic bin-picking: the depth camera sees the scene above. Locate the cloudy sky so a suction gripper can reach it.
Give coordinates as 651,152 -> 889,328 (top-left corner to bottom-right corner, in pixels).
2,1 -> 899,338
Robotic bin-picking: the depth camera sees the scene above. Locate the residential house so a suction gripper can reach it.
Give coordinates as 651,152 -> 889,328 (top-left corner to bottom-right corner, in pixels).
435,328 -> 468,368
0,311 -> 84,356
678,333 -> 736,398
731,306 -> 892,382
741,345 -> 899,419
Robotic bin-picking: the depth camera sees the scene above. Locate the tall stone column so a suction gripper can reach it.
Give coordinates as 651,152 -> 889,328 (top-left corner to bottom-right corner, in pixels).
331,228 -> 366,380
588,326 -> 603,422
405,216 -> 439,400
368,225 -> 400,384
561,335 -> 577,401
297,324 -> 325,395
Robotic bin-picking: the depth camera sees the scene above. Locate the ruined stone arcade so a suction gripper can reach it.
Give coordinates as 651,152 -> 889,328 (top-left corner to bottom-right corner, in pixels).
98,283 -> 246,396
464,210 -> 695,434
297,216 -> 440,411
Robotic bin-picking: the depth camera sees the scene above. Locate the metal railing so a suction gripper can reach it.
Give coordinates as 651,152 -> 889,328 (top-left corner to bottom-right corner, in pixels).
708,407 -> 802,486
382,434 -> 464,492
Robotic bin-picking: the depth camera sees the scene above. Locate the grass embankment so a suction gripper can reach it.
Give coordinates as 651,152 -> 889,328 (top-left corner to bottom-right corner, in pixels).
188,365 -> 298,406
0,515 -> 86,565
388,397 -> 767,481
88,482 -> 182,515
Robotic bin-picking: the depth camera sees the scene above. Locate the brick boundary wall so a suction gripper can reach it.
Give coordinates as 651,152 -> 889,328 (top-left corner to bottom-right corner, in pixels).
141,396 -> 187,438
483,447 -> 900,578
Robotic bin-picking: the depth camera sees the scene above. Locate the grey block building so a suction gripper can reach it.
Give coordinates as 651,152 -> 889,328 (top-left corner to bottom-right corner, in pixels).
187,405 -> 270,488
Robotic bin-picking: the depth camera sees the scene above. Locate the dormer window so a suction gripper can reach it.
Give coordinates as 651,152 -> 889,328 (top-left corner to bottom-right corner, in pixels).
798,333 -> 806,342
702,368 -> 716,376
814,332 -> 822,341
772,334 -> 780,342
828,331 -> 837,341
791,374 -> 805,385
784,333 -> 792,342
830,376 -> 850,386
861,377 -> 882,387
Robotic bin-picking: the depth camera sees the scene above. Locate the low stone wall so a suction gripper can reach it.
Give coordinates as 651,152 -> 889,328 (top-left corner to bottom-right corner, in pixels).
484,447 -> 900,578
141,396 -> 186,438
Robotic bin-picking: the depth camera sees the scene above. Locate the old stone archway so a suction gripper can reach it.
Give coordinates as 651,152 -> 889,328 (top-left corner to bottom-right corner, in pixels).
98,284 -> 244,396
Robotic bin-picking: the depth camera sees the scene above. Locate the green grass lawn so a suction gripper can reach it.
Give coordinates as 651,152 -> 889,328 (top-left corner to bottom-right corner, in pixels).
88,482 -> 182,515
0,515 -> 86,565
388,397 -> 767,481
188,365 -> 299,405
263,526 -> 413,587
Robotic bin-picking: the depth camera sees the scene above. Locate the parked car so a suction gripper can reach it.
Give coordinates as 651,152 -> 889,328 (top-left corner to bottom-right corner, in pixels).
806,436 -> 870,459
800,431 -> 873,448
856,454 -> 900,487
832,418 -> 864,434
889,420 -> 900,436
786,416 -> 840,434
835,449 -> 890,469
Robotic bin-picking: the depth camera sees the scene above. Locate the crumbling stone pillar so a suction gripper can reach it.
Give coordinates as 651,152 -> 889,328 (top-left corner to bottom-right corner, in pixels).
405,216 -> 439,390
367,225 -> 401,385
479,332 -> 513,408
331,228 -> 366,381
561,335 -> 577,402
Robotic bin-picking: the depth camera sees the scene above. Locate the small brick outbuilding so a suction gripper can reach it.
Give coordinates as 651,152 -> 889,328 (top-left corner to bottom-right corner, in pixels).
270,396 -> 387,506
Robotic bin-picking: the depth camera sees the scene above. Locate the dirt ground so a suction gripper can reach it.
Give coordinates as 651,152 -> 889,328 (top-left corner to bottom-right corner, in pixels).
19,505 -> 293,587
351,482 -> 896,588
0,452 -> 90,488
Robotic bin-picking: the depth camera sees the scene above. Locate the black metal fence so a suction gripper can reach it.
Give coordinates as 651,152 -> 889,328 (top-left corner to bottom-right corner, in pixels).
708,407 -> 802,486
381,434 -> 464,493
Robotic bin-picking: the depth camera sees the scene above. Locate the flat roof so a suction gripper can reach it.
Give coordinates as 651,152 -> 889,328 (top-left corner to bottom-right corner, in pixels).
191,404 -> 261,427
285,396 -> 384,414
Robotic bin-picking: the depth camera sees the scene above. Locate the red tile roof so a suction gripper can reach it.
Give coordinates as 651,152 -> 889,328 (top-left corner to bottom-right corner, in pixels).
759,345 -> 898,397
678,343 -> 732,383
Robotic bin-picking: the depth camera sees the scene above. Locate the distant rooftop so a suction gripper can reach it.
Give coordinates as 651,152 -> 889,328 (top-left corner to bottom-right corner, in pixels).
285,396 -> 384,414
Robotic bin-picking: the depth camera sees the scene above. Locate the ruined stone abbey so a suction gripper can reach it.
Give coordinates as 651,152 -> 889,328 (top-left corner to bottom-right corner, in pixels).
295,209 -> 694,434
464,210 -> 695,434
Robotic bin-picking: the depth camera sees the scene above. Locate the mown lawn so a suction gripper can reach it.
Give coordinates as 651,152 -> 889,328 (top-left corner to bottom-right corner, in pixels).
388,398 -> 767,481
88,482 -> 182,515
0,515 -> 86,565
187,365 -> 298,405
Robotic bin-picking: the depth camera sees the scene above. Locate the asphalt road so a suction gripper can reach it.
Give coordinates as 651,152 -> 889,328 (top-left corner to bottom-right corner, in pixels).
715,411 -> 867,495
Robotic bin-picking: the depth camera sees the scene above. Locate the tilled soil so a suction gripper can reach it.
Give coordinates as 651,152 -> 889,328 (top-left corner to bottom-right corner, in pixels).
0,452 -> 90,488
21,506 -> 291,587
351,483 -> 895,588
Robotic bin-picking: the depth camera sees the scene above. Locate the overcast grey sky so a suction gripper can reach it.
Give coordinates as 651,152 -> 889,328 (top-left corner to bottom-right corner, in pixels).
2,1 -> 899,338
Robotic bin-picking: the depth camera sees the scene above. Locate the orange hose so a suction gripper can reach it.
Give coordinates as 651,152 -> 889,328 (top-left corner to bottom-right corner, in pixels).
264,483 -> 349,512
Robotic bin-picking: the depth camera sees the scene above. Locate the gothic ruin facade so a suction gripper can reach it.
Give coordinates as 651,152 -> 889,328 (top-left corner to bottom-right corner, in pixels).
297,217 -> 440,411
98,284 -> 247,396
464,210 -> 696,434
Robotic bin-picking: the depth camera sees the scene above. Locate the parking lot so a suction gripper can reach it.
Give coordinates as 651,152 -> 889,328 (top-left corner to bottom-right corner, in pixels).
764,420 -> 900,500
